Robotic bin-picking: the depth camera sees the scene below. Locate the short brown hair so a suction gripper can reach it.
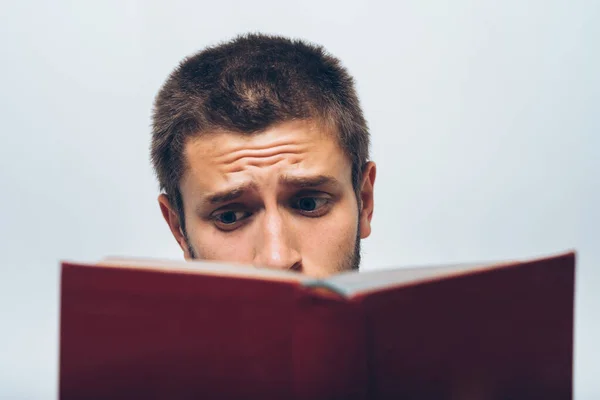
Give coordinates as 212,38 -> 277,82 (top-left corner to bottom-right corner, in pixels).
151,33 -> 370,223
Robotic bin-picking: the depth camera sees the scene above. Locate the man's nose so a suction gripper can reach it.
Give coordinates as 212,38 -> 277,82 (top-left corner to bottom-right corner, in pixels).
253,209 -> 302,272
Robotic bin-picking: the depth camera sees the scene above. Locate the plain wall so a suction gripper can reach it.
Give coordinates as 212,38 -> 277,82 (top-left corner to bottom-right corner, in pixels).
0,0 -> 598,398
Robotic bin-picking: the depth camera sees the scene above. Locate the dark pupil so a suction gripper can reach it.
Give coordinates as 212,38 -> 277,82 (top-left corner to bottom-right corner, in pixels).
220,211 -> 237,224
299,198 -> 317,211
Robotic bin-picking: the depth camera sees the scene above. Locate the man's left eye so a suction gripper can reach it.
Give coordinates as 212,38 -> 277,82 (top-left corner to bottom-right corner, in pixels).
293,197 -> 329,213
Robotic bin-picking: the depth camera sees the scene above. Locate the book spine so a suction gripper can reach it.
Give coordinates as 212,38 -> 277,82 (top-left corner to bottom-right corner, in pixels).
291,287 -> 368,400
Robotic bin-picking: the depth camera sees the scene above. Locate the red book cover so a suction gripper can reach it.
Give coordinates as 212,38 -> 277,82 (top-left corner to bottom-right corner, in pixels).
59,251 -> 575,399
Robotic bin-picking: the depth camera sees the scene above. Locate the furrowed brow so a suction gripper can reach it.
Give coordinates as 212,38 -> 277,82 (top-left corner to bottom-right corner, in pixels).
279,174 -> 340,188
205,183 -> 258,204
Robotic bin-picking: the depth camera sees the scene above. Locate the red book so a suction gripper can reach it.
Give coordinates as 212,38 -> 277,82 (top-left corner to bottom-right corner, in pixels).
59,251 -> 575,399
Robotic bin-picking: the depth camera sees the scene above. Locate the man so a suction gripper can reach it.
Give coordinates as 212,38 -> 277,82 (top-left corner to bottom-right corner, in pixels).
151,33 -> 376,278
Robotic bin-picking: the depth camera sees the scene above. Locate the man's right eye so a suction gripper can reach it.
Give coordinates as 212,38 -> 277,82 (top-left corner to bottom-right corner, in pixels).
211,210 -> 251,231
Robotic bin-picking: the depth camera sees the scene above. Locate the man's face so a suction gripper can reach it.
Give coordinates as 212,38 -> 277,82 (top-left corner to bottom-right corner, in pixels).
159,120 -> 376,278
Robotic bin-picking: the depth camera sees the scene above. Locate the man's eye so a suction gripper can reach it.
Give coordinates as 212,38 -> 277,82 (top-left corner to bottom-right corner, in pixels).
213,210 -> 250,225
293,197 -> 329,214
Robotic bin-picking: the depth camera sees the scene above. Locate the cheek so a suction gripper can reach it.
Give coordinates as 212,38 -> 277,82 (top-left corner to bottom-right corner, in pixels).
301,204 -> 359,258
186,222 -> 254,262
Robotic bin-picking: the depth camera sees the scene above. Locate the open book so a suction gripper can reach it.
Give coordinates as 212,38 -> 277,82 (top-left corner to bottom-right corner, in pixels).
59,251 -> 576,399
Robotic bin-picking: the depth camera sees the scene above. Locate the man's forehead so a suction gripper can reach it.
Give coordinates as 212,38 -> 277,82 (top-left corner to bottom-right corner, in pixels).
180,120 -> 352,188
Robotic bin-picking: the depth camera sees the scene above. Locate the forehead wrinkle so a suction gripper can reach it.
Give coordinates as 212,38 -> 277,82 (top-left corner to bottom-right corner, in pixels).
221,154 -> 303,174
213,139 -> 314,175
215,141 -> 312,165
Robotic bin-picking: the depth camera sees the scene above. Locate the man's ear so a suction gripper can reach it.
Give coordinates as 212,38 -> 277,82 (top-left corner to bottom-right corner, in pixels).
358,162 -> 376,239
158,193 -> 193,260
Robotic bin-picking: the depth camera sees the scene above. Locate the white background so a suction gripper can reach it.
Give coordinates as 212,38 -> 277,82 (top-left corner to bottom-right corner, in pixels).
1,0 -> 598,398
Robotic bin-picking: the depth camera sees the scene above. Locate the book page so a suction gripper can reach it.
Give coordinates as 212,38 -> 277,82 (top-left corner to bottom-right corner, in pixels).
88,257 -> 499,294
68,251 -> 572,296
314,261 -> 500,297
80,256 -> 310,283
314,251 -> 574,297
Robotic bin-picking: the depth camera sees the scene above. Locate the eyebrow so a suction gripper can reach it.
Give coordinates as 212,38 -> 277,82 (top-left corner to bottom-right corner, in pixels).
205,182 -> 258,204
203,175 -> 340,206
279,174 -> 340,188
